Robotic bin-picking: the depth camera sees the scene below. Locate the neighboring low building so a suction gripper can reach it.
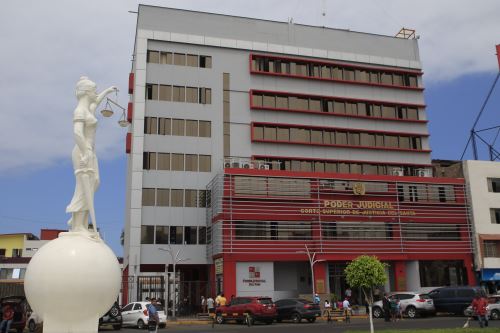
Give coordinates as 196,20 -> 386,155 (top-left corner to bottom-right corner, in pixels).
0,233 -> 38,258
463,160 -> 500,292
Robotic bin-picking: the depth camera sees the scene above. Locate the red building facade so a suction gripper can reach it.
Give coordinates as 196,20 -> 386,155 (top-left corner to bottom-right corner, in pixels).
208,168 -> 474,299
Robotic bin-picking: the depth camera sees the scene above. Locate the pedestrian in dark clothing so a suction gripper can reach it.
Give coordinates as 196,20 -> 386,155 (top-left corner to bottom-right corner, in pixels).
382,293 -> 391,322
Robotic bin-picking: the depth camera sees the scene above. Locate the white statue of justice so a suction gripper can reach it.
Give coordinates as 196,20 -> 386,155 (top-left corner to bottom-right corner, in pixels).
24,77 -> 122,333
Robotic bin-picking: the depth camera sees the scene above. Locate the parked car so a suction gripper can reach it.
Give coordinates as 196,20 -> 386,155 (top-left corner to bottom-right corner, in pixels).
464,295 -> 500,319
27,311 -> 42,333
99,301 -> 122,330
121,302 -> 167,329
428,286 -> 485,315
27,302 -> 123,332
0,296 -> 29,333
371,292 -> 435,318
274,298 -> 321,323
215,296 -> 276,325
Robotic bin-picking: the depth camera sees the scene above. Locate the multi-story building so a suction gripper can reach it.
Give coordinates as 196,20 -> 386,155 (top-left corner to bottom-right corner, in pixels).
464,160 -> 500,292
124,5 -> 474,305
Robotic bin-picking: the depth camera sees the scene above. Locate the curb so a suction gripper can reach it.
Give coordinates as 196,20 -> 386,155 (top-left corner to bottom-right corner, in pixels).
165,315 -> 369,326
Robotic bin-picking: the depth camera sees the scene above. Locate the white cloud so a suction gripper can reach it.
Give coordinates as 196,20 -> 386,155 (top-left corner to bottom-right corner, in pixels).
1,0 -> 499,174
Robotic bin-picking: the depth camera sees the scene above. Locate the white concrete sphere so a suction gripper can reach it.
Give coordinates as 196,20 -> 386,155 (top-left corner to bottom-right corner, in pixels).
24,234 -> 121,323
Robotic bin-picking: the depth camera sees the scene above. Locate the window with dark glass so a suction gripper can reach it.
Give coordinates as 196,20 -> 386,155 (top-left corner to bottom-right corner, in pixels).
155,226 -> 169,244
141,225 -> 155,244
169,226 -> 183,244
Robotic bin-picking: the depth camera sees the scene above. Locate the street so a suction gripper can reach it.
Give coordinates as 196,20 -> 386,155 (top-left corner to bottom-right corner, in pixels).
109,316 -> 500,332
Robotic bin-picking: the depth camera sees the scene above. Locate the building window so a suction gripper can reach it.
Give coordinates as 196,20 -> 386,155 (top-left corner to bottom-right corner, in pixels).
491,209 -> 500,224
488,178 -> 500,193
143,152 -> 156,170
159,85 -> 172,101
171,154 -> 184,171
186,54 -> 198,67
158,118 -> 171,135
157,153 -> 170,170
146,84 -> 158,100
171,189 -> 184,207
172,119 -> 185,136
185,189 -> 198,207
142,188 -> 156,206
484,241 -> 499,257
198,227 -> 207,244
185,120 -> 198,136
172,86 -> 185,102
156,189 -> 170,206
155,226 -> 169,244
141,226 -> 155,244
184,227 -> 197,244
199,121 -> 211,137
199,88 -> 212,104
12,249 -> 22,257
199,155 -> 211,172
185,154 -> 198,172
170,226 -> 183,244
147,50 -> 160,63
144,117 -> 158,134
186,87 -> 198,103
0,249 -> 5,257
200,55 -> 212,68
198,190 -> 210,208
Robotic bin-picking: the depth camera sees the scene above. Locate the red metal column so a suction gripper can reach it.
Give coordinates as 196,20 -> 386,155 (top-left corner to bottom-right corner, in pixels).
223,259 -> 237,297
463,255 -> 476,286
393,261 -> 407,291
313,261 -> 328,294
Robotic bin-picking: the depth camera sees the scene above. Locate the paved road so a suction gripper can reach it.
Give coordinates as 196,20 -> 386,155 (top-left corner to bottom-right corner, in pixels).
108,316 -> 500,332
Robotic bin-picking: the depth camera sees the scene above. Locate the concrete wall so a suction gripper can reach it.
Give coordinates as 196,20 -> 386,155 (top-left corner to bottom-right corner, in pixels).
463,160 -> 500,270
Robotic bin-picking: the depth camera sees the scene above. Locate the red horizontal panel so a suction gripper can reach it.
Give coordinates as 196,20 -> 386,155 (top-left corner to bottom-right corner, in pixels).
222,168 -> 466,184
128,72 -> 134,95
251,121 -> 429,137
127,102 -> 133,123
252,154 -> 432,167
126,132 -> 131,154
250,53 -> 423,75
252,138 -> 432,153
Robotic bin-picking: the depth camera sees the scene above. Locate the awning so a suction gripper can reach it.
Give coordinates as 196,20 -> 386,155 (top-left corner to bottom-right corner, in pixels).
481,269 -> 500,281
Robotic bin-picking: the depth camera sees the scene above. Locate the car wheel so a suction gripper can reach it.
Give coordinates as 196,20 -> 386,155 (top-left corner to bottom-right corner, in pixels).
109,306 -> 120,318
28,320 -> 37,333
491,310 -> 500,320
372,307 -> 382,318
245,313 -> 254,326
113,324 -> 122,330
291,313 -> 302,323
307,317 -> 316,323
216,313 -> 224,324
137,319 -> 145,329
406,306 -> 417,319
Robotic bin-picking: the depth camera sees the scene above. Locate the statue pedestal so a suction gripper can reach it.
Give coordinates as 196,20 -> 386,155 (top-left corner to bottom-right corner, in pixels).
24,233 -> 121,333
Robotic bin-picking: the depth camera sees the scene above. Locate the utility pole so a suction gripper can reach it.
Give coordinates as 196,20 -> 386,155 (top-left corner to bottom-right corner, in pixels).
159,246 -> 190,321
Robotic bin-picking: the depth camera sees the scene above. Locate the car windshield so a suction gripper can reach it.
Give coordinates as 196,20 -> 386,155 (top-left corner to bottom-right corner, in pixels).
258,298 -> 273,305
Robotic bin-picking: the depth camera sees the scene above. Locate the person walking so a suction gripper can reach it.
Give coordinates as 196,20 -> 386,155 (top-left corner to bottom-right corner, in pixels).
313,293 -> 320,305
471,294 -> 489,328
382,293 -> 391,322
207,296 -> 215,314
323,299 -> 331,316
342,297 -> 351,323
146,298 -> 160,333
201,296 -> 207,313
215,294 -> 221,307
345,287 -> 352,300
218,293 -> 227,306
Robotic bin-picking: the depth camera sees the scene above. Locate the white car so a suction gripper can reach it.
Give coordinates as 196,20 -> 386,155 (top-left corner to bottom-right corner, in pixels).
464,295 -> 500,320
372,292 -> 435,318
121,301 -> 167,329
27,312 -> 43,333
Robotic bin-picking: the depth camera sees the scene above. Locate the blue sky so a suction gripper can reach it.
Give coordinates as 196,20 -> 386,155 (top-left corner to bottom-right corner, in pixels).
1,0 -> 499,256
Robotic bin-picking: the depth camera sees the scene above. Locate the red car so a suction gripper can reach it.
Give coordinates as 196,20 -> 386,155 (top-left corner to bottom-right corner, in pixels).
215,296 -> 276,325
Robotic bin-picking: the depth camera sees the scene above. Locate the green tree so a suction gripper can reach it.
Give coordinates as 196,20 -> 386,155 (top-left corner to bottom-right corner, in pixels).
345,255 -> 387,333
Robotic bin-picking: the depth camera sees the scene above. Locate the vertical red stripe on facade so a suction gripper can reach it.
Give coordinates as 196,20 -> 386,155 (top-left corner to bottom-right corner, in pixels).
122,265 -> 129,305
128,73 -> 134,94
127,102 -> 133,123
496,44 -> 500,71
126,133 -> 131,154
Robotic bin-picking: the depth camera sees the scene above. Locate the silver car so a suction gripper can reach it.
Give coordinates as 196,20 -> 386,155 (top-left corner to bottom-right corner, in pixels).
372,292 -> 435,319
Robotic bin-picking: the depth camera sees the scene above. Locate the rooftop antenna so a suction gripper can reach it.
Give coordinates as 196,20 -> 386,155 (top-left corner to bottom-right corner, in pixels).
460,44 -> 500,161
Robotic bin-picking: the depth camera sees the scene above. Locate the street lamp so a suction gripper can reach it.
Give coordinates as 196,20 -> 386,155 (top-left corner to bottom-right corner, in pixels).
158,246 -> 190,321
297,244 -> 326,299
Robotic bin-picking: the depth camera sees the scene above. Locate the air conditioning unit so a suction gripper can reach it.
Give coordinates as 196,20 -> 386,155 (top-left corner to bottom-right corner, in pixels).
231,160 -> 241,168
259,164 -> 270,170
415,168 -> 432,177
391,168 -> 404,176
241,161 -> 251,169
223,158 -> 233,169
